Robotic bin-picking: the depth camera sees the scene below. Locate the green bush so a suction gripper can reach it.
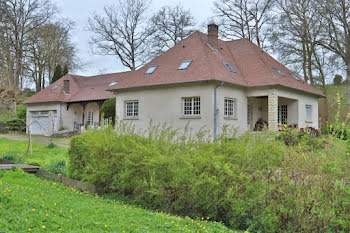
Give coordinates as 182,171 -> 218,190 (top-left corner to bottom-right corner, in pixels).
68,127 -> 350,232
333,74 -> 343,85
47,142 -> 57,148
1,154 -> 24,164
5,118 -> 26,132
16,105 -> 26,120
45,160 -> 66,175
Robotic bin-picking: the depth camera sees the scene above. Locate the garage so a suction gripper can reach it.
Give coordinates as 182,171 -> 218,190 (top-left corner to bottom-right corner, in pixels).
29,111 -> 57,135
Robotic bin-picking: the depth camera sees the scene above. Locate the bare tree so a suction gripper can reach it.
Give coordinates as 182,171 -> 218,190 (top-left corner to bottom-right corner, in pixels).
0,0 -> 56,89
316,0 -> 350,111
213,0 -> 275,49
149,4 -> 195,57
88,0 -> 152,71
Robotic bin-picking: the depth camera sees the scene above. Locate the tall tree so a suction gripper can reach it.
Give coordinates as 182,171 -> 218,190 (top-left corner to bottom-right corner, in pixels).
213,0 -> 275,49
62,64 -> 68,76
316,0 -> 350,111
88,0 -> 152,71
149,4 -> 195,57
51,64 -> 62,84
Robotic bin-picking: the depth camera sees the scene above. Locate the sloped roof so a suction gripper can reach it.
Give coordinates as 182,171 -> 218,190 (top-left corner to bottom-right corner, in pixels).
107,31 -> 324,97
23,73 -> 129,104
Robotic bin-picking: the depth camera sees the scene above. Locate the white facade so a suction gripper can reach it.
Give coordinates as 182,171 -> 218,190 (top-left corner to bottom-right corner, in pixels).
115,82 -> 320,137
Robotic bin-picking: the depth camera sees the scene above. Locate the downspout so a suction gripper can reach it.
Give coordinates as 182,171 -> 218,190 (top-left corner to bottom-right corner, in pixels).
214,82 -> 224,139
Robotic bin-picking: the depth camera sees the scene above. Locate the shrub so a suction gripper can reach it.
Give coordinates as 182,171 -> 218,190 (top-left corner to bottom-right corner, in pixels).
5,118 -> 26,132
16,105 -> 26,120
45,160 -> 66,175
68,127 -> 350,232
47,142 -> 57,148
1,154 -> 24,164
333,74 -> 343,85
100,99 -> 116,119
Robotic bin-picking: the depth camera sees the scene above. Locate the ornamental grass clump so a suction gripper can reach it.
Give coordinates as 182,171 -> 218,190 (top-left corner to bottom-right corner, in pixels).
68,124 -> 350,232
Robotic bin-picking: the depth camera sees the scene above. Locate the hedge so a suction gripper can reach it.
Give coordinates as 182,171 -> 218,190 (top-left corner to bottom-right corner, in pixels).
68,127 -> 350,232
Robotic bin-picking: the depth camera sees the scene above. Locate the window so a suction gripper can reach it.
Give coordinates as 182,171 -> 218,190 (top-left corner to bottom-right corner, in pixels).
87,112 -> 94,126
289,72 -> 301,81
178,60 -> 192,70
183,97 -> 200,116
273,67 -> 286,77
125,101 -> 139,117
52,84 -> 60,90
145,65 -> 158,74
223,63 -> 236,73
224,98 -> 236,118
108,81 -> 118,86
305,105 -> 312,122
247,104 -> 253,125
278,105 -> 288,124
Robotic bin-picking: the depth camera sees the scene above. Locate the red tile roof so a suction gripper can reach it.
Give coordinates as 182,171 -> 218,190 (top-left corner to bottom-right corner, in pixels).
23,73 -> 129,104
24,30 -> 324,105
107,31 -> 324,97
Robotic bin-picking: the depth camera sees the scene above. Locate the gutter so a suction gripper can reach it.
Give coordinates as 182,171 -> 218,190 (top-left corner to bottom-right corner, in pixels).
214,82 -> 224,139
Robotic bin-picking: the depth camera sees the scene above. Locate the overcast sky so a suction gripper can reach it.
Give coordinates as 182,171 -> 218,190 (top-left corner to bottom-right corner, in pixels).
54,0 -> 216,76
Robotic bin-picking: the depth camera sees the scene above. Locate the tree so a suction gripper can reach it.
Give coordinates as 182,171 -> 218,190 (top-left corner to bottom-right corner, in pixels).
62,64 -> 69,76
213,0 -> 275,49
149,4 -> 195,57
316,0 -> 350,111
51,64 -> 62,84
88,0 -> 152,71
333,75 -> 343,85
100,98 -> 116,120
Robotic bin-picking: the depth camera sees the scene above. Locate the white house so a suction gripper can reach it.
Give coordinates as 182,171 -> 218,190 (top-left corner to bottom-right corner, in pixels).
24,24 -> 324,137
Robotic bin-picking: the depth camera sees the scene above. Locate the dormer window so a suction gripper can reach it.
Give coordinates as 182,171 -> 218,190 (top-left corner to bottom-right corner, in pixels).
273,67 -> 286,77
51,84 -> 60,90
108,81 -> 119,86
178,60 -> 192,70
145,65 -> 158,74
223,62 -> 236,73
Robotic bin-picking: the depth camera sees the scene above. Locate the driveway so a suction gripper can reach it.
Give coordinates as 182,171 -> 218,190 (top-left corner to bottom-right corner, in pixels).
0,134 -> 70,148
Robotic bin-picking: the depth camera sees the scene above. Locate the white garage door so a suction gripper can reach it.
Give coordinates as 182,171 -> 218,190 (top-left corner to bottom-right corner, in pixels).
29,111 -> 57,135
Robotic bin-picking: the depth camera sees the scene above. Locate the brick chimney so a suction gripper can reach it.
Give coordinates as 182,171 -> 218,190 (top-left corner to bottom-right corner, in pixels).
208,24 -> 219,49
64,80 -> 70,94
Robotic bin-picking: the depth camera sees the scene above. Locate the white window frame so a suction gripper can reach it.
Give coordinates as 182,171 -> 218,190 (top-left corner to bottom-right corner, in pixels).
224,97 -> 237,119
125,101 -> 139,118
247,104 -> 253,125
182,97 -> 200,116
305,105 -> 312,122
87,111 -> 94,126
278,105 -> 288,125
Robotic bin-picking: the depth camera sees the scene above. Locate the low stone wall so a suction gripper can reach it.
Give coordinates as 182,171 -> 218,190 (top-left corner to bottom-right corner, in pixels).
36,170 -> 99,193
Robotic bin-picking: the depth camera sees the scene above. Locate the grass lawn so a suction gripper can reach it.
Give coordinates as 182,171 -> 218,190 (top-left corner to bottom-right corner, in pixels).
0,138 -> 67,167
0,170 -> 231,232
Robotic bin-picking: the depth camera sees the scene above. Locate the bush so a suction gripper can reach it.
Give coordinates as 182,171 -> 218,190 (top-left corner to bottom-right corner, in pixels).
333,74 -> 343,85
100,98 -> 116,119
68,127 -> 350,232
16,105 -> 26,120
1,154 -> 24,164
5,118 -> 26,132
47,142 -> 57,148
45,160 -> 66,175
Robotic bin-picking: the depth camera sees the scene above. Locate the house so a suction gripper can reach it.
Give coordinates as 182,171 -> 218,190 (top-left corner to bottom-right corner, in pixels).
23,73 -> 128,135
24,24 -> 324,137
107,24 -> 324,137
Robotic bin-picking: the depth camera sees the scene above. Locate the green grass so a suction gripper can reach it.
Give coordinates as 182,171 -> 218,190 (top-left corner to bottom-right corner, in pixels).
0,138 -> 67,167
0,170 -> 231,232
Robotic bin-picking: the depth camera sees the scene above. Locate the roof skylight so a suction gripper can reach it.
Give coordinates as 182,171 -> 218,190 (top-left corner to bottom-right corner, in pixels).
108,81 -> 119,86
145,65 -> 158,74
272,67 -> 286,77
51,84 -> 60,90
289,72 -> 301,81
178,60 -> 192,70
223,62 -> 236,73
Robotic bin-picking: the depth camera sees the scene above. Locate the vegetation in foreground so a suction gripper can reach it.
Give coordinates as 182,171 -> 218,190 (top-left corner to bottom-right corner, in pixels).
69,125 -> 350,232
0,169 -> 230,232
0,138 -> 67,174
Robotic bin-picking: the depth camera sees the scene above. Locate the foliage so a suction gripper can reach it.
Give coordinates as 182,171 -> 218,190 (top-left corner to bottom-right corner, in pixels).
16,105 -> 26,120
44,159 -> 66,175
5,119 -> 26,132
0,170 -> 230,232
333,74 -> 343,85
1,154 -> 24,164
100,98 -> 116,120
0,138 -> 67,168
51,64 -> 63,84
47,142 -> 57,148
69,126 -> 350,232
62,64 -> 69,76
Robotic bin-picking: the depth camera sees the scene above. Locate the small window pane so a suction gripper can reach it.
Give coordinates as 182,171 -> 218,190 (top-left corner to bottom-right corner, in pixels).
145,65 -> 158,74
273,67 -> 286,77
108,81 -> 118,86
223,63 -> 236,73
183,97 -> 200,116
125,101 -> 139,117
224,98 -> 236,117
178,60 -> 192,70
52,84 -> 60,90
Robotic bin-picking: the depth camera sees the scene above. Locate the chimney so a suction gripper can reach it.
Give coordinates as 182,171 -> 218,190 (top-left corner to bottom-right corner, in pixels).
208,24 -> 219,49
64,80 -> 70,94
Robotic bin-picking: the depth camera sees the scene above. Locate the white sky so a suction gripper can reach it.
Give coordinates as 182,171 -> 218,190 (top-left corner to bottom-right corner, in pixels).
54,0 -> 216,76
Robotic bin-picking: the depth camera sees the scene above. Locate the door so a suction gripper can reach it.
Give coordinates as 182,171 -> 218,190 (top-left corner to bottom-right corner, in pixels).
29,111 -> 49,135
